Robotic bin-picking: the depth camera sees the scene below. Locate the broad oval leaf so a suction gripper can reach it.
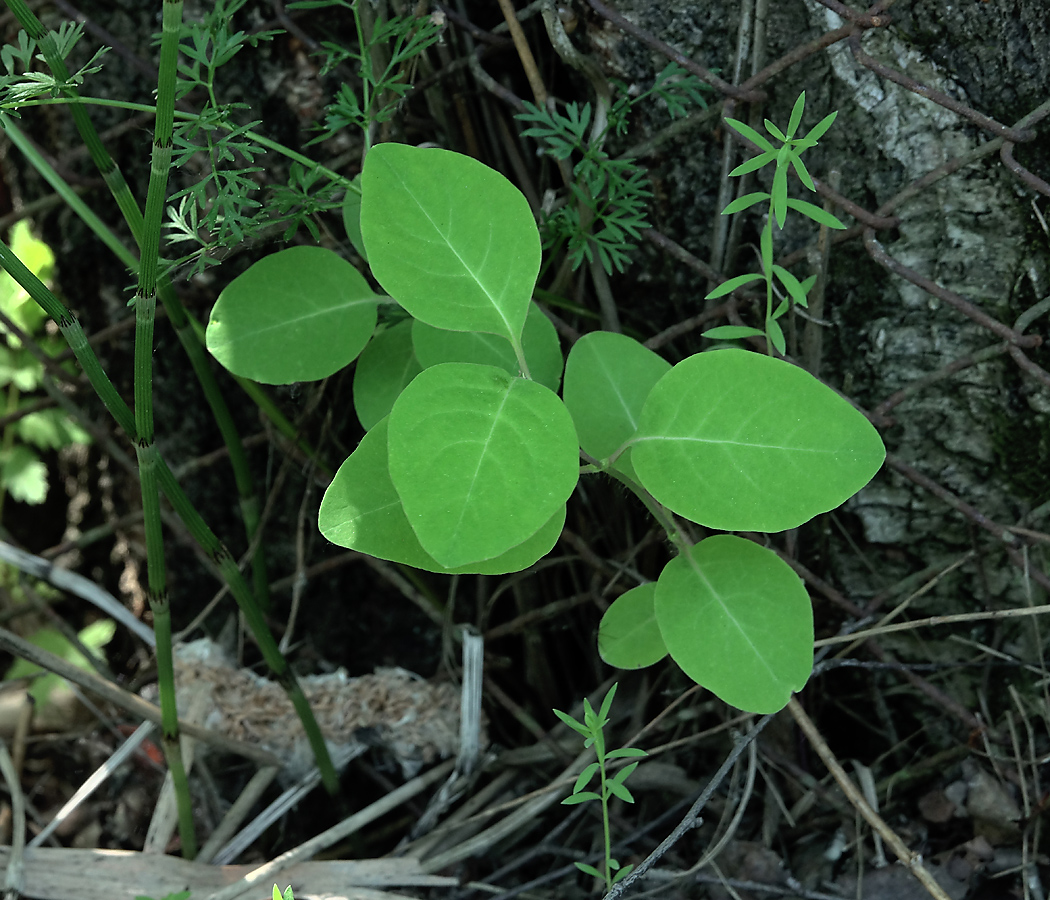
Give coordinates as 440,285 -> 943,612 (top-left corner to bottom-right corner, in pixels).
318,417 -> 565,574
598,583 -> 667,669
412,302 -> 563,391
360,143 -> 539,345
353,319 -> 422,430
632,349 -> 885,532
563,331 -> 670,463
387,362 -> 579,568
207,245 -> 378,384
655,535 -> 812,713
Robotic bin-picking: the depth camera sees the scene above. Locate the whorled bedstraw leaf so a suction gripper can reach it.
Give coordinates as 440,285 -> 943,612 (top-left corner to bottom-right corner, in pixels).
631,349 -> 886,532
598,583 -> 667,669
706,272 -> 765,300
655,535 -> 813,713
318,416 -> 565,574
702,325 -> 766,341
207,245 -> 378,384
387,362 -> 579,568
360,143 -> 539,345
720,190 -> 771,213
724,118 -> 774,153
786,91 -> 806,138
786,198 -> 846,229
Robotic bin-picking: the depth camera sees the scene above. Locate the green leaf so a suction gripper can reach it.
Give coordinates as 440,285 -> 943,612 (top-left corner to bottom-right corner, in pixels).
729,151 -> 777,178
767,317 -> 786,355
705,272 -> 765,301
598,583 -> 668,669
613,864 -> 635,884
575,862 -> 603,878
341,176 -> 367,260
352,320 -> 422,431
764,119 -> 787,142
805,109 -> 838,144
15,409 -> 90,450
789,152 -> 816,191
786,92 -> 806,138
553,707 -> 590,736
606,747 -> 647,760
207,246 -> 378,384
0,220 -> 53,343
573,762 -> 600,793
609,760 -> 640,787
786,199 -> 846,229
563,792 -> 601,805
5,619 -> 115,706
318,417 -> 564,574
606,779 -> 636,803
720,189 -> 771,213
771,164 -> 788,229
1,444 -> 47,504
724,118 -> 774,153
412,302 -> 563,391
631,349 -> 886,532
360,143 -> 539,345
772,265 -> 810,308
387,363 -> 578,567
597,681 -> 618,725
563,331 -> 671,463
656,536 -> 812,713
701,325 -> 765,341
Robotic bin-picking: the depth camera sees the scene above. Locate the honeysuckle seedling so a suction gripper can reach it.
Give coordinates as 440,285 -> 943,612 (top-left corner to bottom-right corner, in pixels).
204,135 -> 884,715
704,92 -> 846,355
555,683 -> 647,890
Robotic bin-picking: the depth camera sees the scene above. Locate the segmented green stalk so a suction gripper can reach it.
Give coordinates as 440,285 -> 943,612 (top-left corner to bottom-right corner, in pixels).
0,0 -> 338,796
1,0 -> 271,610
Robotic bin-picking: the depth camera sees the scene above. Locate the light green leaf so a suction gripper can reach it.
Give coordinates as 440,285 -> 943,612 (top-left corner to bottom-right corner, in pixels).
728,154 -> 776,178
609,761 -> 640,787
0,220 -> 53,344
342,176 -> 367,260
352,320 -> 422,431
631,349 -> 886,532
573,762 -> 600,793
789,152 -> 816,191
606,747 -> 647,760
772,265 -> 809,308
360,143 -> 539,345
560,331 -> 669,482
606,780 -> 635,803
723,118 -> 775,153
318,417 -> 564,574
706,272 -> 765,300
1,444 -> 47,504
207,245 -> 378,384
15,408 -> 90,450
786,198 -> 845,229
721,190 -> 772,214
5,619 -> 116,706
656,536 -> 812,713
598,583 -> 667,669
563,792 -> 601,806
771,164 -> 788,228
805,109 -> 838,144
0,347 -> 42,391
767,317 -> 786,355
786,92 -> 806,139
387,363 -> 578,567
701,325 -> 765,341
613,864 -> 634,884
412,302 -> 563,391
553,707 -> 590,736
576,863 -> 603,878
563,331 -> 670,464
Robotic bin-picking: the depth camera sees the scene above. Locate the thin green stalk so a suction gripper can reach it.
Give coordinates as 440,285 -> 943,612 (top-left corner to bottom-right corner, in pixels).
0,244 -> 340,795
129,0 -> 195,858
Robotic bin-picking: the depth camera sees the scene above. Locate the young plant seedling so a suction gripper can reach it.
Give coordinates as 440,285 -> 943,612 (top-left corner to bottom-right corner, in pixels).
555,683 -> 647,890
703,91 -> 846,354
206,102 -> 884,715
